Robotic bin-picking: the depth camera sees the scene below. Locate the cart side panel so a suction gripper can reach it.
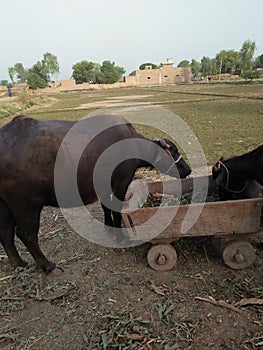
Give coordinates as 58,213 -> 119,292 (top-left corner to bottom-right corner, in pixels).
122,198 -> 263,242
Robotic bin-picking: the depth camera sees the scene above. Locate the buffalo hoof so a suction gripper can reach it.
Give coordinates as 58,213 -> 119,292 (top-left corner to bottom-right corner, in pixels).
40,261 -> 56,273
11,258 -> 28,269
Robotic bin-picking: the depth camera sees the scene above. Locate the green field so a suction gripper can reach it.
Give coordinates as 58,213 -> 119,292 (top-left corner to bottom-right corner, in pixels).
1,83 -> 262,165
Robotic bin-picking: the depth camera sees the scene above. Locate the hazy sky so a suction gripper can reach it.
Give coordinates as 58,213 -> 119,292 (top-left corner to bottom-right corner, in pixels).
1,0 -> 262,81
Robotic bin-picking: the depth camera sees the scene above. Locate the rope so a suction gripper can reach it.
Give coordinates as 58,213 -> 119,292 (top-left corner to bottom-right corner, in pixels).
218,160 -> 248,194
164,151 -> 182,174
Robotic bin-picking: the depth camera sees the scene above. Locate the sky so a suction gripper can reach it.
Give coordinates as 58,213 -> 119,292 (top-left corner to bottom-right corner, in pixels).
1,0 -> 262,81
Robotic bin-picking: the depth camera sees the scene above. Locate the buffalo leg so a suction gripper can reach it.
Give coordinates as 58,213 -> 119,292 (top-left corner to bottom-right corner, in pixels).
100,194 -> 124,244
111,203 -> 123,228
15,207 -> 56,273
101,193 -> 124,229
101,202 -> 114,227
0,199 -> 28,268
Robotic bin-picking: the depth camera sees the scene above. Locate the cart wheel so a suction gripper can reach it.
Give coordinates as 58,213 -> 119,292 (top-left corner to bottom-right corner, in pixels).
147,244 -> 177,271
222,240 -> 256,270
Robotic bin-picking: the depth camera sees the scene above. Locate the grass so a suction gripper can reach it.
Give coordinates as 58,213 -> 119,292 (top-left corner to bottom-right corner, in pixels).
20,83 -> 262,166
168,98 -> 262,163
1,83 -> 261,164
0,103 -> 22,117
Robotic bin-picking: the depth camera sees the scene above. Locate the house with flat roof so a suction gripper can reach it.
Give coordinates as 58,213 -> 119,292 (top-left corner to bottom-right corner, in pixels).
124,58 -> 191,85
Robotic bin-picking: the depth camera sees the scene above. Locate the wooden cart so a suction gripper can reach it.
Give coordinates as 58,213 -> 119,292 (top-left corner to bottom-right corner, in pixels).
122,176 -> 263,271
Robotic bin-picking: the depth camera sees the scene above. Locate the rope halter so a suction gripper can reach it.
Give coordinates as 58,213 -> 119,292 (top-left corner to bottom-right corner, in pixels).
217,160 -> 248,194
164,149 -> 182,174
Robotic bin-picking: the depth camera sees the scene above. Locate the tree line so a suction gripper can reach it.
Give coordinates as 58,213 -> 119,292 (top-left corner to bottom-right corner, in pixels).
1,39 -> 262,89
2,52 -> 60,89
177,39 -> 262,81
139,40 -> 262,81
71,60 -> 125,84
1,54 -> 125,89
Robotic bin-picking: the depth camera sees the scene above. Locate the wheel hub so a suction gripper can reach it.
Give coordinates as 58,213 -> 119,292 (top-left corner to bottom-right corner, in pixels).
157,254 -> 167,265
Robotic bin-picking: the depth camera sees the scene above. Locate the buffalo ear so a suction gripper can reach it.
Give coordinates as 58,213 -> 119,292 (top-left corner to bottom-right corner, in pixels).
219,156 -> 224,161
159,138 -> 170,149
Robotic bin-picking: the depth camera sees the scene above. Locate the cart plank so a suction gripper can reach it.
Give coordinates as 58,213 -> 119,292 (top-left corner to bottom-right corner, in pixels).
122,176 -> 263,242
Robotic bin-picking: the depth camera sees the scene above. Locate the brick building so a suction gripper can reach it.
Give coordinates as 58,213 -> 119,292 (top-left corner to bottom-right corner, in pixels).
124,58 -> 191,85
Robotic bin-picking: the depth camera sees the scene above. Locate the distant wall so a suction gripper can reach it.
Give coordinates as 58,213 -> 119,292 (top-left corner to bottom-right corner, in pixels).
37,66 -> 192,93
124,65 -> 191,85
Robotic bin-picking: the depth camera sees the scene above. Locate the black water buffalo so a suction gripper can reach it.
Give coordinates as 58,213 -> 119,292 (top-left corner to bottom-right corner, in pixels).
212,145 -> 263,200
0,115 -> 191,272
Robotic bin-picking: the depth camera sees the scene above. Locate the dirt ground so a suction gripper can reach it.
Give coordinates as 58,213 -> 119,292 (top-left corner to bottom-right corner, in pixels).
0,198 -> 262,350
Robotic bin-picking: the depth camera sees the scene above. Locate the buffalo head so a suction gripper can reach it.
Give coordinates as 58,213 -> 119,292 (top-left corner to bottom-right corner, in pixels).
154,138 -> 191,179
212,157 -> 246,200
212,157 -> 228,186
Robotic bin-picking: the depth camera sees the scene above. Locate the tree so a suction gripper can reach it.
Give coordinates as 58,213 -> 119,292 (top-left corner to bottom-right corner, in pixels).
240,39 -> 256,72
215,50 -> 240,75
14,63 -> 27,83
27,60 -> 49,89
27,71 -> 47,89
71,60 -> 125,84
240,70 -> 260,82
8,53 -> 58,88
97,60 -> 125,84
191,59 -> 201,79
8,64 -> 27,84
72,60 -> 96,84
0,80 -> 9,87
139,62 -> 158,70
255,54 -> 263,68
239,39 -> 258,81
201,56 -> 210,77
200,56 -> 217,77
177,60 -> 190,67
26,52 -> 59,89
31,61 -> 48,83
42,52 -> 59,81
8,66 -> 16,84
92,63 -> 101,82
